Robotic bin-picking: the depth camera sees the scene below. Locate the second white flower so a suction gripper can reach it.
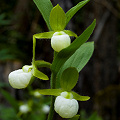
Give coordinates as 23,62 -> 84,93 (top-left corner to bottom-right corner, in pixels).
54,92 -> 79,118
51,31 -> 71,52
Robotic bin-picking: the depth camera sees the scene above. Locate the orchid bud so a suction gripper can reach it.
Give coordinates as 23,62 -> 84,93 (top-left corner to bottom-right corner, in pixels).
51,31 -> 71,52
8,65 -> 33,89
19,104 -> 30,114
54,91 -> 79,118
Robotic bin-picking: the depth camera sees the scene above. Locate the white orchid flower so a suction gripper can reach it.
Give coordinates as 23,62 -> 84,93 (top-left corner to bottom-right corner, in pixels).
42,105 -> 50,114
51,31 -> 71,52
19,104 -> 30,113
54,91 -> 79,118
8,65 -> 33,89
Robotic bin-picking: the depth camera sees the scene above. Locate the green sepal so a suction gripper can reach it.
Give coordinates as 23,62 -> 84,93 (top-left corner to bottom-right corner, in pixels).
60,67 -> 79,91
51,19 -> 96,75
34,31 -> 55,39
37,89 -> 64,96
63,30 -> 77,38
35,60 -> 51,68
69,115 -> 80,120
71,91 -> 90,101
32,65 -> 49,80
66,0 -> 90,26
50,4 -> 66,31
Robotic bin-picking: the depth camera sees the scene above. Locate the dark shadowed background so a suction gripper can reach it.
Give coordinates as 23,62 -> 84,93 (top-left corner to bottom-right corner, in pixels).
0,0 -> 120,120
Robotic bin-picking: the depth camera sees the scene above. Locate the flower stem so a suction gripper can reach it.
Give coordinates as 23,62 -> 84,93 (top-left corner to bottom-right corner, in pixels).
47,95 -> 55,120
47,51 -> 57,120
47,73 -> 56,120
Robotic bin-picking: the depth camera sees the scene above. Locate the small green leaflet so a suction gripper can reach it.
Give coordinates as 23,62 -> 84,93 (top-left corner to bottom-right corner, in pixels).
60,67 -> 79,91
50,4 -> 66,31
33,65 -> 49,80
72,91 -> 90,101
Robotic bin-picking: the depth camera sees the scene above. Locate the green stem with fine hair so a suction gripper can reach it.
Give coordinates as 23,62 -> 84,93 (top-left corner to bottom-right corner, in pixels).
47,51 -> 58,120
32,35 -> 36,65
47,73 -> 56,120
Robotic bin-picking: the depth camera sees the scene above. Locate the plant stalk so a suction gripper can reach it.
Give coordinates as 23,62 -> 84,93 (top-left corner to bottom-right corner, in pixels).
47,51 -> 57,120
47,73 -> 56,120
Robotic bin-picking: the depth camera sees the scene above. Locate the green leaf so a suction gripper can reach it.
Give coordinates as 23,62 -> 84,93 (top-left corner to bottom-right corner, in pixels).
65,42 -> 94,72
50,4 -> 66,31
66,0 -> 90,26
60,67 -> 79,91
56,42 -> 94,87
71,91 -> 90,101
34,31 -> 55,39
33,0 -> 53,31
63,30 -> 77,38
35,60 -> 51,68
69,115 -> 80,120
37,89 -> 64,96
51,19 -> 96,75
33,65 -> 49,80
0,89 -> 19,111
